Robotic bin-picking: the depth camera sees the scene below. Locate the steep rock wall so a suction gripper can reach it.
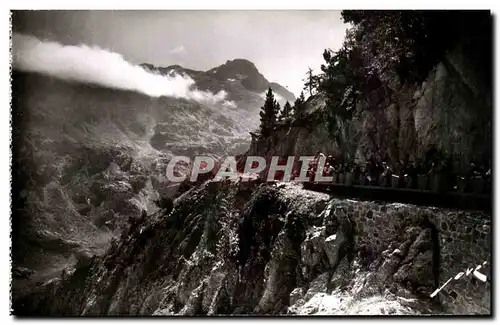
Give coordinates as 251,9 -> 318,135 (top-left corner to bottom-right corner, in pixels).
248,45 -> 492,172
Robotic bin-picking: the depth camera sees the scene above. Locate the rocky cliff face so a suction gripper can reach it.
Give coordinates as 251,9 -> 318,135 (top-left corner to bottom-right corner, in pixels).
248,43 -> 492,172
14,181 -> 490,315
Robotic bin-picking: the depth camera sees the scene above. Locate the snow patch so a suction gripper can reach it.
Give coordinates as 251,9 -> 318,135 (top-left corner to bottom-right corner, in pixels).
325,234 -> 337,242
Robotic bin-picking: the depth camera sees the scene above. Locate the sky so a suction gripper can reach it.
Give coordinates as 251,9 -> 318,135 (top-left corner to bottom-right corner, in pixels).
12,10 -> 349,97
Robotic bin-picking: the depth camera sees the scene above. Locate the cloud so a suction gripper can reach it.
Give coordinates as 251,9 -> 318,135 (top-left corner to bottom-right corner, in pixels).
11,33 -> 225,104
168,45 -> 186,55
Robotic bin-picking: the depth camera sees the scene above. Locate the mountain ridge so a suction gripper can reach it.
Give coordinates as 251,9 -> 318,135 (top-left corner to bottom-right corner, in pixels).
140,58 -> 296,104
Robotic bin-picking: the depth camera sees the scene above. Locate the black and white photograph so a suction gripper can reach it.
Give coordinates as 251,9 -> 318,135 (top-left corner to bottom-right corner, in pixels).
9,8 -> 493,316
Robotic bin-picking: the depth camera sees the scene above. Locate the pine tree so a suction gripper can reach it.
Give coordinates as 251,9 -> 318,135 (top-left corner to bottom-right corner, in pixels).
259,87 -> 278,137
275,100 -> 282,123
303,67 -> 320,97
293,91 -> 306,119
279,101 -> 293,121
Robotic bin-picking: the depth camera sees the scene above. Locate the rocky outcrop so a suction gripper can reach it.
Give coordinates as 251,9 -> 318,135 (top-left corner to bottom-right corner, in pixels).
13,181 -> 491,315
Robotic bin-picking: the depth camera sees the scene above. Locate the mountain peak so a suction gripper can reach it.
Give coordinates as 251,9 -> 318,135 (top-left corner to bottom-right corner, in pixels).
205,58 -> 267,94
207,58 -> 259,78
139,59 -> 295,102
221,58 -> 258,71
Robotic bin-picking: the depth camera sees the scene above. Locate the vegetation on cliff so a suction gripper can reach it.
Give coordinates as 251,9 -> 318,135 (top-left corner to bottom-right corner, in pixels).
254,10 -> 492,170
